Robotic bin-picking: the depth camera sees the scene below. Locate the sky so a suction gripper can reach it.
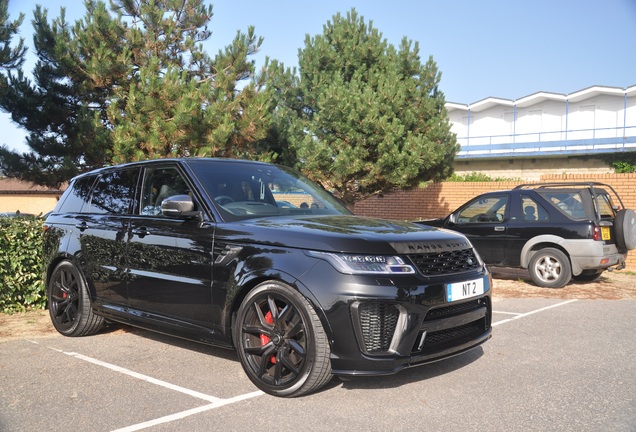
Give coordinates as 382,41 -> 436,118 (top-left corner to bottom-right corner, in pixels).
2,0 -> 636,154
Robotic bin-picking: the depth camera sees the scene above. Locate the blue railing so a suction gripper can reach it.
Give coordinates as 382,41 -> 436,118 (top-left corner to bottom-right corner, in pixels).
456,126 -> 636,159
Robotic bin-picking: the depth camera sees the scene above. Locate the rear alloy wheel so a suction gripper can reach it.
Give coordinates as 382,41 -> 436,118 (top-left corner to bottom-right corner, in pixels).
528,248 -> 572,288
234,281 -> 332,397
48,261 -> 105,336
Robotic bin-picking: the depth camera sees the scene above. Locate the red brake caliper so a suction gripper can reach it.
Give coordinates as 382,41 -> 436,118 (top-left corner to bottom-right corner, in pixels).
259,311 -> 276,364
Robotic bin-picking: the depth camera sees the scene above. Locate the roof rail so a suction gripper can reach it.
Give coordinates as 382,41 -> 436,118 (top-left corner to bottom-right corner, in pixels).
513,182 -> 608,190
512,182 -> 626,209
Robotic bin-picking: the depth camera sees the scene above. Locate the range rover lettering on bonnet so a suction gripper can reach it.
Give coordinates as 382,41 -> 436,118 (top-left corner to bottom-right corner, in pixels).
390,240 -> 472,254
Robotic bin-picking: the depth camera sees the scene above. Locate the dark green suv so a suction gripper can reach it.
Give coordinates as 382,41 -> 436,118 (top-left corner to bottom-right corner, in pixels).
417,182 -> 635,288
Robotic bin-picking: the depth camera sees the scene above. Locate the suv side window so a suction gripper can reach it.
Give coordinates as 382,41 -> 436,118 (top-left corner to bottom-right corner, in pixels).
521,195 -> 550,222
89,169 -> 138,215
457,196 -> 508,223
540,191 -> 588,219
57,175 -> 97,213
140,166 -> 191,216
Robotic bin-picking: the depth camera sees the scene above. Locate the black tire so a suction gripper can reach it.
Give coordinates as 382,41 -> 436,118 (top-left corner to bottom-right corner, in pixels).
528,248 -> 572,288
47,261 -> 105,336
572,270 -> 604,282
614,209 -> 636,251
234,281 -> 332,397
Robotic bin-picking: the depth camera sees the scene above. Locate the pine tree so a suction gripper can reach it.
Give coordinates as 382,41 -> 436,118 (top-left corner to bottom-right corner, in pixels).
0,5 -> 102,186
0,0 -> 273,187
0,0 -> 26,178
0,0 -> 25,70
269,9 -> 458,206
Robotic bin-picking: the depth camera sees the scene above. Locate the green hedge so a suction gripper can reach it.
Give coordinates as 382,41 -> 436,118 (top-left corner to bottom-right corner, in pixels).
0,216 -> 47,313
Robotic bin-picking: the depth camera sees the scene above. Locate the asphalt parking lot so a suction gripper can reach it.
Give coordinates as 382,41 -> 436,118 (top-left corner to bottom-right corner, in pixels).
1,298 -> 635,432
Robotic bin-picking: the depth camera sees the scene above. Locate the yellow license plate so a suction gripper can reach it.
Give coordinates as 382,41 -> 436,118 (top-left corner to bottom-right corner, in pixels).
601,226 -> 611,241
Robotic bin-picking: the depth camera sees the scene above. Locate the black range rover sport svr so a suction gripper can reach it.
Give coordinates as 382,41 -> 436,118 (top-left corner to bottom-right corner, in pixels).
43,158 -> 492,397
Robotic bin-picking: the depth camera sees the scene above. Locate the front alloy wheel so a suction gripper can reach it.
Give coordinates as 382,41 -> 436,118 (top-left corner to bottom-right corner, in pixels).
234,282 -> 332,397
528,248 -> 572,288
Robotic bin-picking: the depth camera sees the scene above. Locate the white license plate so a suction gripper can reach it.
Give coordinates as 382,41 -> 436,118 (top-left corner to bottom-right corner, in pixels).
446,278 -> 485,302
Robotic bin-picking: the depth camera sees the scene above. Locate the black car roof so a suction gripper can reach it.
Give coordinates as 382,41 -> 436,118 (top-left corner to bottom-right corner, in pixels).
70,158 -> 274,180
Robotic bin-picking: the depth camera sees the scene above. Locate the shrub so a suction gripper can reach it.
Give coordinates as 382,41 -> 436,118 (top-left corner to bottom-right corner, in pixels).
0,216 -> 46,313
603,152 -> 636,173
447,172 -> 523,182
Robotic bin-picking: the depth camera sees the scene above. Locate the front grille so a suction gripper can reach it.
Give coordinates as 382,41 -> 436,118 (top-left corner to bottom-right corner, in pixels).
426,299 -> 481,319
421,322 -> 483,350
357,303 -> 400,353
409,248 -> 480,276
411,297 -> 490,355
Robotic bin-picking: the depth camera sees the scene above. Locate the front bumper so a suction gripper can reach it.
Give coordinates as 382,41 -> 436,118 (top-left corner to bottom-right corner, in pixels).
299,261 -> 492,376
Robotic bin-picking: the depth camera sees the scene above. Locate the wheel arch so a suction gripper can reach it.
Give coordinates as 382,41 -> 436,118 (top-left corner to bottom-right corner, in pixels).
227,270 -> 333,349
520,235 -> 574,272
45,253 -> 104,303
45,253 -> 73,286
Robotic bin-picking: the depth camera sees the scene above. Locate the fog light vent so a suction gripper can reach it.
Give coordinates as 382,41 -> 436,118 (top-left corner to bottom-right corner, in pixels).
357,303 -> 399,353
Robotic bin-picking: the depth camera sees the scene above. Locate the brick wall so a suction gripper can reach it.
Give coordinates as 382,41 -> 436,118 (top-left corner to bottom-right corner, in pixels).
354,173 -> 636,270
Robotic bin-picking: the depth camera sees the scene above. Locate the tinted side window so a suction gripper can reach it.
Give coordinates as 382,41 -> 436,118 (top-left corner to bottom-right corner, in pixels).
539,191 -> 590,219
595,194 -> 615,219
57,175 -> 97,213
521,195 -> 550,222
89,169 -> 138,215
140,166 -> 191,216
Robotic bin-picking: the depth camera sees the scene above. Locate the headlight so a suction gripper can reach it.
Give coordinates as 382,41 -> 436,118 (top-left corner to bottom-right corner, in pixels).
306,251 -> 415,275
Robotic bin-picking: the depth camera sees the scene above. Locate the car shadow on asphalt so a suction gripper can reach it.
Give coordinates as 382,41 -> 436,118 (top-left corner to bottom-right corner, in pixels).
490,266 -> 533,282
108,321 -> 484,393
110,324 -> 240,361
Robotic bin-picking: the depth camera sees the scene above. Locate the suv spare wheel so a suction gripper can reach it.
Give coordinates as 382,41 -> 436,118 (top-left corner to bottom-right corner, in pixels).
614,209 -> 636,251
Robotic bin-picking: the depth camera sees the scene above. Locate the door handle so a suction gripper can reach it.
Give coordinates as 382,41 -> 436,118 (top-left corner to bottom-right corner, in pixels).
494,226 -> 505,231
131,227 -> 150,238
75,221 -> 89,231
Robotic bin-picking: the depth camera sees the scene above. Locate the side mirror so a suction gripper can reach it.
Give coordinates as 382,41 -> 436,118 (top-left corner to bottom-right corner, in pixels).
448,213 -> 457,225
161,195 -> 201,219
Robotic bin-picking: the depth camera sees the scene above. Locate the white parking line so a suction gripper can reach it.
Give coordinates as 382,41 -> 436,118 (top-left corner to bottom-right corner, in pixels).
30,342 -> 265,431
492,299 -> 578,327
27,299 -> 578,431
111,391 -> 264,432
61,351 -> 223,402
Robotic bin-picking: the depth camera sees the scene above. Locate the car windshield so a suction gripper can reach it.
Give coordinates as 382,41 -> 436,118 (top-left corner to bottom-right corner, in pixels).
186,160 -> 351,221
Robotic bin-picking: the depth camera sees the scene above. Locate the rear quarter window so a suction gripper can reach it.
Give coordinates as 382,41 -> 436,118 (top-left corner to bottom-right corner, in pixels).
539,191 -> 590,220
56,175 -> 97,214
539,189 -> 596,220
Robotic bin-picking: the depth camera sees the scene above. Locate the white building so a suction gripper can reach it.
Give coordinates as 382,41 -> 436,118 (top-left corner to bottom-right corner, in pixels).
446,85 -> 636,180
